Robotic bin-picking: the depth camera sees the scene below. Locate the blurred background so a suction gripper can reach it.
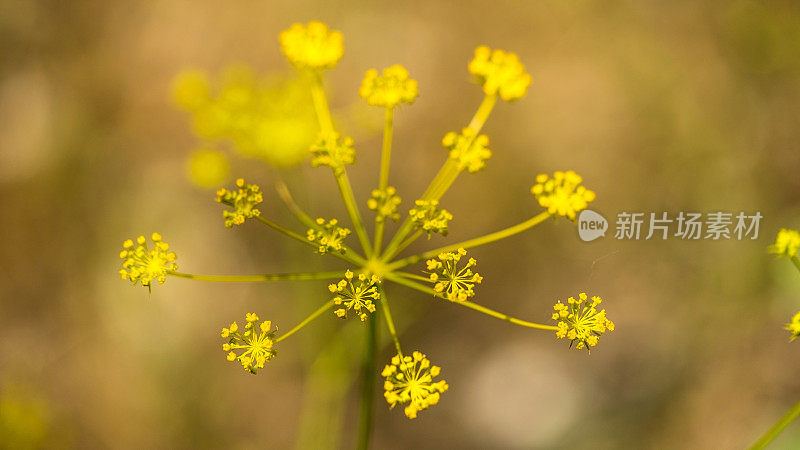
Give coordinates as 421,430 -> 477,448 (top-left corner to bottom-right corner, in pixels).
2,0 -> 800,448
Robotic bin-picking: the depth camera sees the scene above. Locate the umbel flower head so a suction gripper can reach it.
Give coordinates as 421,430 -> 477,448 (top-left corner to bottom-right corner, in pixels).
769,228 -> 800,258
442,128 -> 492,173
382,351 -> 449,419
307,218 -> 351,254
359,65 -> 419,108
368,186 -> 402,223
531,170 -> 596,221
279,21 -> 344,70
552,293 -> 615,351
786,311 -> 800,341
221,313 -> 277,374
425,248 -> 482,302
119,233 -> 177,288
310,132 -> 355,174
409,199 -> 453,238
328,270 -> 381,321
216,178 -> 263,227
468,45 -> 532,101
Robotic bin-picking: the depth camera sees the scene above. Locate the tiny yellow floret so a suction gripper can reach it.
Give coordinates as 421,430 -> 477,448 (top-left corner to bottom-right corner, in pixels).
221,313 -> 277,374
359,65 -> 419,108
307,218 -> 351,254
425,248 -> 482,302
531,170 -> 596,221
442,128 -> 492,173
328,270 -> 381,321
310,132 -> 356,174
409,200 -> 453,238
368,186 -> 402,223
769,228 -> 800,259
552,292 -> 614,352
119,232 -> 178,289
215,178 -> 263,227
382,351 -> 449,419
279,21 -> 344,70
468,45 -> 532,101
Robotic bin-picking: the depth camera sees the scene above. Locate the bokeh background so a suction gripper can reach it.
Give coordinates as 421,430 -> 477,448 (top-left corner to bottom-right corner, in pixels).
3,0 -> 800,448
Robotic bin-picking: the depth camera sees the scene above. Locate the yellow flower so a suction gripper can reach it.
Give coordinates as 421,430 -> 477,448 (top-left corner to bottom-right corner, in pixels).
769,228 -> 800,258
359,65 -> 418,108
552,293 -> 614,351
367,186 -> 402,223
215,178 -> 263,228
442,128 -> 492,173
187,148 -> 230,189
279,21 -> 344,70
307,218 -> 351,254
786,311 -> 800,341
119,233 -> 178,288
382,351 -> 449,419
409,199 -> 453,238
310,132 -> 356,174
425,248 -> 482,302
328,270 -> 381,321
531,170 -> 596,221
468,45 -> 532,101
221,313 -> 277,374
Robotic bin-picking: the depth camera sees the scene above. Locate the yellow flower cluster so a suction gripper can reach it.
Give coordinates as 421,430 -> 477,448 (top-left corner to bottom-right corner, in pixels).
531,171 -> 596,221
425,248 -> 482,302
409,199 -> 453,238
173,67 -> 317,169
216,178 -> 263,228
786,311 -> 800,341
382,351 -> 449,419
119,233 -> 178,288
328,270 -> 381,321
221,313 -> 277,374
468,45 -> 532,101
279,21 -> 344,70
368,186 -> 402,223
769,228 -> 800,258
187,149 -> 230,188
442,128 -> 492,173
310,132 -> 356,174
552,293 -> 615,351
359,65 -> 419,108
307,218 -> 351,254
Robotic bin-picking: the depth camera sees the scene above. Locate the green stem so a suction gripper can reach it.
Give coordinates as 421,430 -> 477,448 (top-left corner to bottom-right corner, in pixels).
356,307 -> 378,450
791,256 -> 800,275
275,299 -> 335,343
335,170 -> 373,257
254,215 -> 366,266
749,399 -> 800,450
385,273 -> 557,331
380,94 -> 498,260
388,211 -> 552,271
310,72 -> 334,134
168,270 -> 345,283
373,107 -> 395,255
393,271 -> 431,283
389,230 -> 424,259
275,180 -> 318,230
379,286 -> 403,356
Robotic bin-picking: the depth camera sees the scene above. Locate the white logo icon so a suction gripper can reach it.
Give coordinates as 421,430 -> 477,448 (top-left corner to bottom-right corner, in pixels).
578,210 -> 607,242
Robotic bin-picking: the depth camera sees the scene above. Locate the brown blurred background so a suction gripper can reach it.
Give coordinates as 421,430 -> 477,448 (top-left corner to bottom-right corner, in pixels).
2,0 -> 800,448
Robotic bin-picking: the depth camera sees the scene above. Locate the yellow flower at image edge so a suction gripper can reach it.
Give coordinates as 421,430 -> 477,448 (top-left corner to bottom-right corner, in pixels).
468,45 -> 532,101
552,293 -> 614,351
786,311 -> 800,341
382,351 -> 449,419
119,233 -> 178,288
769,228 -> 800,258
280,21 -> 343,70
531,170 -> 595,221
359,65 -> 418,108
221,313 -> 277,374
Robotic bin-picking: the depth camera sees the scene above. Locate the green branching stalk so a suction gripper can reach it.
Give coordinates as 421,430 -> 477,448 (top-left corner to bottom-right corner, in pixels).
169,270 -> 346,283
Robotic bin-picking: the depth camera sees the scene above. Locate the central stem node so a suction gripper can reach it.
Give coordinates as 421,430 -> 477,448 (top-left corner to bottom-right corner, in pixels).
365,258 -> 389,279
